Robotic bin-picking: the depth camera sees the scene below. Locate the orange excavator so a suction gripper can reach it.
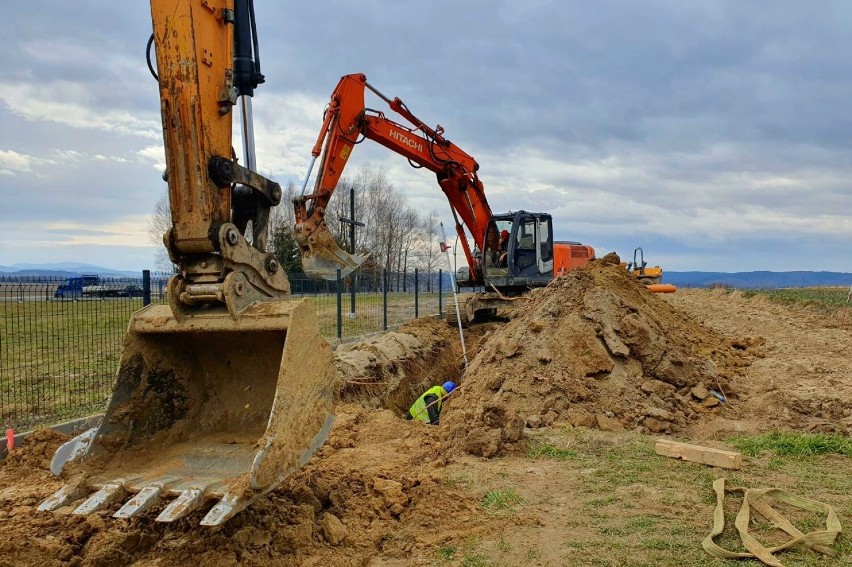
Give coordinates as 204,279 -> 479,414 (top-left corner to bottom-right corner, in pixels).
294,73 -> 595,320
39,0 -> 335,525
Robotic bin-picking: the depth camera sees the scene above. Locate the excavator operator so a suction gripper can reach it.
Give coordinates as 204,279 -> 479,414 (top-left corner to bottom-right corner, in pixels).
498,229 -> 510,267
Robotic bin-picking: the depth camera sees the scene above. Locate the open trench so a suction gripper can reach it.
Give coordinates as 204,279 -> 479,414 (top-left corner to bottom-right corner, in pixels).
333,317 -> 494,416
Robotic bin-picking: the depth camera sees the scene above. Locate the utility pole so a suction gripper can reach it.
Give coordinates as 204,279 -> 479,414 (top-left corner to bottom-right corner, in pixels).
339,187 -> 365,318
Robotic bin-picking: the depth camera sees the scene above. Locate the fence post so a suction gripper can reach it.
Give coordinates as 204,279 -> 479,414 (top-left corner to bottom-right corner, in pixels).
438,269 -> 443,318
349,273 -> 356,318
414,268 -> 419,319
336,268 -> 342,340
383,268 -> 388,331
142,270 -> 151,306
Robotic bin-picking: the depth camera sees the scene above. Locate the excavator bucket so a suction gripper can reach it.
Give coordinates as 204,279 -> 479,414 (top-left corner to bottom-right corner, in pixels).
39,299 -> 336,525
301,226 -> 365,281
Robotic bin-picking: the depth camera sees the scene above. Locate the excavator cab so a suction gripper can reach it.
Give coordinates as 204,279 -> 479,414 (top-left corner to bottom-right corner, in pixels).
483,211 -> 554,289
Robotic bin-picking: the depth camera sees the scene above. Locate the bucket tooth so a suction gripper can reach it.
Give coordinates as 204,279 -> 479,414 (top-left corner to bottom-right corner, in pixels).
38,484 -> 89,512
50,427 -> 97,475
72,483 -> 123,515
156,488 -> 204,523
200,494 -> 240,526
113,485 -> 162,519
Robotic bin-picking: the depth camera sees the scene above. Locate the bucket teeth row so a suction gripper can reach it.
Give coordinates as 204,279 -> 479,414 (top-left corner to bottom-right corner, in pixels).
39,483 -> 242,525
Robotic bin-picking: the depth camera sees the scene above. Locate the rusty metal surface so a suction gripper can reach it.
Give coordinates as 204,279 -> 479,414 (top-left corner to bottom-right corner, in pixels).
150,0 -> 234,256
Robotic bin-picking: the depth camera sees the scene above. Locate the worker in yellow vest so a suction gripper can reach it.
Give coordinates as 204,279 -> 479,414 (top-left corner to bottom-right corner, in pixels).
406,381 -> 457,424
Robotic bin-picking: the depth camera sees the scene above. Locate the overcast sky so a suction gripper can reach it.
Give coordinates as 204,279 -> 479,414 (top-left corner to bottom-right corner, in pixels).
2,1 -> 851,272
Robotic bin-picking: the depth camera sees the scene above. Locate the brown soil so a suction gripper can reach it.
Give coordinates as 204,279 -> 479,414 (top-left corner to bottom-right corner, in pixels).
666,289 -> 852,438
0,261 -> 849,565
441,258 -> 758,457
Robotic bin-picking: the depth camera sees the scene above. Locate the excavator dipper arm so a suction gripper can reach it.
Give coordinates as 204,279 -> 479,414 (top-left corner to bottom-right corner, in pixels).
295,73 -> 494,282
40,0 -> 336,526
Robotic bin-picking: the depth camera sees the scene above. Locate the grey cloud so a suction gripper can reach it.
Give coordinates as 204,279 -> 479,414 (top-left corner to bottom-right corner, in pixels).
3,1 -> 851,271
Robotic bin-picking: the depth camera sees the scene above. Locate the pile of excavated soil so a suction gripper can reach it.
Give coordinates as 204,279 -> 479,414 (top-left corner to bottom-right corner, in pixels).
441,255 -> 760,457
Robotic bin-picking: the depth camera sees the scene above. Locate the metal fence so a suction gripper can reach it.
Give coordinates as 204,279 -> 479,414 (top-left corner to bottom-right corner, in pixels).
0,269 -> 448,431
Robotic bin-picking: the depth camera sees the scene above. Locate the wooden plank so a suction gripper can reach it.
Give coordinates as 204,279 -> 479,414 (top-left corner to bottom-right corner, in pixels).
655,438 -> 742,470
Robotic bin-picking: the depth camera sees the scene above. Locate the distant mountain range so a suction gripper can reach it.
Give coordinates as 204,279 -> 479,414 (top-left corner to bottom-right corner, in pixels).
0,263 -> 142,278
1,263 -> 851,288
665,271 -> 852,288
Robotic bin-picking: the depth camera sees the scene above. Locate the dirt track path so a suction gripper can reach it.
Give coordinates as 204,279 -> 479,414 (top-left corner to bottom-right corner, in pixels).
664,289 -> 852,436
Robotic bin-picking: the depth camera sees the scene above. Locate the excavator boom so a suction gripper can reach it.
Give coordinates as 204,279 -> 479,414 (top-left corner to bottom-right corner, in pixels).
40,0 -> 336,526
295,73 -> 493,281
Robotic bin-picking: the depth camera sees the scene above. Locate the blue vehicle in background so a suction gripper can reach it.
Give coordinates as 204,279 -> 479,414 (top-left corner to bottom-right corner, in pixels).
54,274 -> 145,299
53,274 -> 100,299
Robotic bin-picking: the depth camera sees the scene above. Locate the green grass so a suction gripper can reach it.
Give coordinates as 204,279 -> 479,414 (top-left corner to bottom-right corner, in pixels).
482,488 -> 523,510
730,431 -> 852,458
447,426 -> 852,567
436,544 -> 457,561
0,297 -> 140,428
740,287 -> 852,311
1,291 -> 439,430
461,551 -> 489,567
444,425 -> 852,565
526,442 -> 578,459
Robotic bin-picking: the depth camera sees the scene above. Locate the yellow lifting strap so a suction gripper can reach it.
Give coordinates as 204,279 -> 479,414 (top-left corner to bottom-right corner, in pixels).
702,478 -> 842,567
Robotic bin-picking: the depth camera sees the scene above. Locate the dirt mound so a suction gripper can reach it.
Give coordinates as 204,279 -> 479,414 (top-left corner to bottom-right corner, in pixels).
442,259 -> 757,457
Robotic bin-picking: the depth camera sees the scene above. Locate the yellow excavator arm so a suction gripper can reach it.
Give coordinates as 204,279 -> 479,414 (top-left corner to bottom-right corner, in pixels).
39,0 -> 337,526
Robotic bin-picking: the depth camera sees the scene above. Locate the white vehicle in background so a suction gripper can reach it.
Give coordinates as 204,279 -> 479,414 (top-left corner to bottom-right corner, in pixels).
82,283 -> 126,298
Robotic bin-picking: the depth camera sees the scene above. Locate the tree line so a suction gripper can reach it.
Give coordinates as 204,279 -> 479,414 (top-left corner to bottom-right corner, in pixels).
270,164 -> 445,290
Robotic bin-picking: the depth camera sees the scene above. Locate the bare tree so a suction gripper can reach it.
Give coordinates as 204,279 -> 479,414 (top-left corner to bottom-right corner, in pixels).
268,181 -> 303,275
149,190 -> 174,272
396,207 -> 420,290
415,211 -> 442,290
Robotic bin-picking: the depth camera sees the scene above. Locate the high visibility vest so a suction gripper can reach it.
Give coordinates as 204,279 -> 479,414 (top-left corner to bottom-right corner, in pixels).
408,386 -> 448,424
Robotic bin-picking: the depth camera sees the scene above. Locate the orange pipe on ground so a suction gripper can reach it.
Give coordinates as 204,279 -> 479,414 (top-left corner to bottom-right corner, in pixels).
646,284 -> 677,294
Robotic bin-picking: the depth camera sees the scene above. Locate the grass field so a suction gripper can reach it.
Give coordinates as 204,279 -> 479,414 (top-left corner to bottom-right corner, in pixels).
439,427 -> 851,566
740,286 -> 852,311
0,297 -> 139,428
0,292 -> 442,429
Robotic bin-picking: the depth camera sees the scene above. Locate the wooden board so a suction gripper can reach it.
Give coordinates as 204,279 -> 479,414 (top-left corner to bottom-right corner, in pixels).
655,438 -> 742,470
